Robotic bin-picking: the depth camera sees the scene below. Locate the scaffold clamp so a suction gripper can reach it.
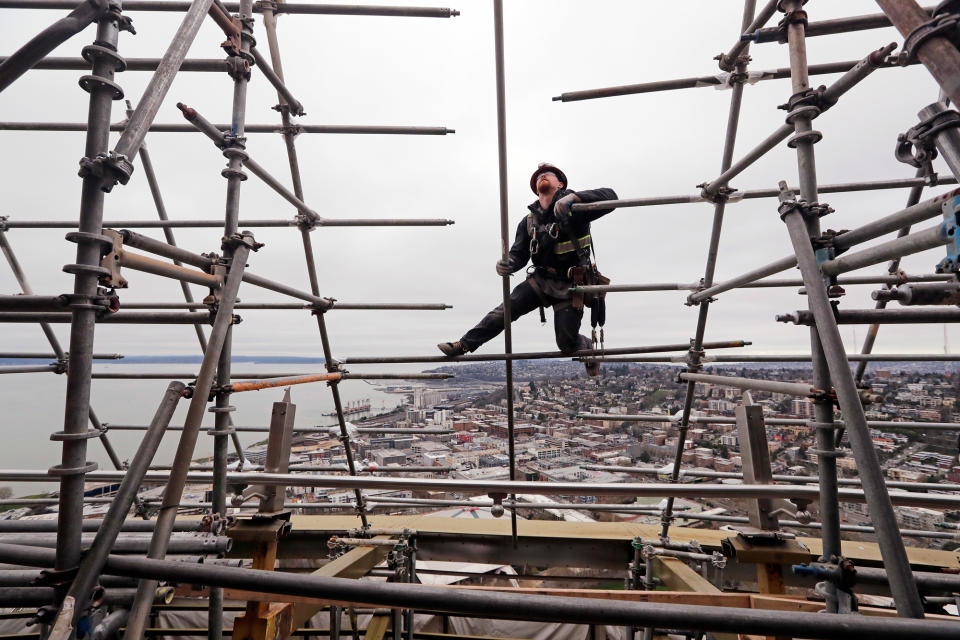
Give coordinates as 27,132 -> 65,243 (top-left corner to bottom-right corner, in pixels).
896,109 -> 960,179
774,6 -> 808,44
902,5 -> 960,64
78,151 -> 134,191
696,182 -> 735,204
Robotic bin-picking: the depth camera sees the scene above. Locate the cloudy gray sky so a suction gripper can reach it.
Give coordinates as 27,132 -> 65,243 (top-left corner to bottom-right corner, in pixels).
0,0 -> 954,363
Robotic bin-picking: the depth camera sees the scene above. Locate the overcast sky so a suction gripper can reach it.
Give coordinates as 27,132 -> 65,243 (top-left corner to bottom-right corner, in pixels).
0,1 -> 955,365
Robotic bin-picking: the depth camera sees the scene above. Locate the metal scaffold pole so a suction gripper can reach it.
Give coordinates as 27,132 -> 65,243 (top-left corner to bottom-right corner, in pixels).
208,0 -> 254,635
5,3 -> 960,638
492,0 -> 518,548
53,0 -> 126,615
776,6 -> 927,609
775,0 -> 844,612
660,0 -> 759,541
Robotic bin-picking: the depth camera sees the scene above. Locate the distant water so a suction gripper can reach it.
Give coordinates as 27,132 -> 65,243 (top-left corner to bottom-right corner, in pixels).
0,363 -> 410,498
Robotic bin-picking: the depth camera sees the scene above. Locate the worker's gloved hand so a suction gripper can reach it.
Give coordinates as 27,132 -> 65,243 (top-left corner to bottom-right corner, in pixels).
553,193 -> 580,221
496,258 -> 513,276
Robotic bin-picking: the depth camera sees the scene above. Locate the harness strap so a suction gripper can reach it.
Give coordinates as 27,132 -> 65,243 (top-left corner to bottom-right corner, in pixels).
525,275 -> 549,324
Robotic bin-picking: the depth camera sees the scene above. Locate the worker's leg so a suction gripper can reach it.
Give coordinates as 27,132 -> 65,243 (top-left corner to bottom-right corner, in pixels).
553,300 -> 591,354
459,279 -> 541,351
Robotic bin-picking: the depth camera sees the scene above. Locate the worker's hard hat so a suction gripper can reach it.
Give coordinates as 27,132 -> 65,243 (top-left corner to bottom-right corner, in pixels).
530,163 -> 567,194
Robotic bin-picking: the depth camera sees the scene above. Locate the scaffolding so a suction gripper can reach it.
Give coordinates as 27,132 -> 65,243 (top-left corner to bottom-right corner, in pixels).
0,1 -> 960,639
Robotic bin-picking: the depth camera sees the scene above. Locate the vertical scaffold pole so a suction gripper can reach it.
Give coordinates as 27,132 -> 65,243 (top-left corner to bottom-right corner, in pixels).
53,0 -> 125,607
660,0 -> 758,540
776,0 -> 843,612
209,1 -> 253,637
782,191 -> 925,617
492,0 -> 518,547
778,7 -> 925,607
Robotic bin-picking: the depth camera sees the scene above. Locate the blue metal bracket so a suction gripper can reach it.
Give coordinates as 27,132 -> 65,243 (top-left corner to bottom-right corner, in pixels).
936,194 -> 960,273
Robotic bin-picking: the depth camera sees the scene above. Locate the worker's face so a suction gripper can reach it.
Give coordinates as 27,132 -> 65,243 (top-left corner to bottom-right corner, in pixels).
536,171 -> 563,195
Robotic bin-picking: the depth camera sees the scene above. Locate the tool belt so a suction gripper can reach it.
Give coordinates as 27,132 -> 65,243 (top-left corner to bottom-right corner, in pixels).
570,264 -> 610,311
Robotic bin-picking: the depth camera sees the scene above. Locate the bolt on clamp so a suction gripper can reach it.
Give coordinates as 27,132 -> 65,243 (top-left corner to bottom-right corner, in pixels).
715,51 -> 752,74
774,6 -> 807,44
901,7 -> 960,65
896,109 -> 960,179
78,151 -> 134,191
296,211 -> 319,231
696,182 -> 735,204
222,231 -> 263,252
224,54 -> 251,80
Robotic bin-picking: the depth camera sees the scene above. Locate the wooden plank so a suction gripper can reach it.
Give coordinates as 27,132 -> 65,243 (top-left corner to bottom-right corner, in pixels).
363,613 -> 391,640
290,536 -> 393,631
648,558 -> 738,640
282,515 -> 960,569
652,556 -> 719,593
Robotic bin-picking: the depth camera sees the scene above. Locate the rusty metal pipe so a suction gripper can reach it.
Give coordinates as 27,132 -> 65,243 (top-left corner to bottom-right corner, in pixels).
226,372 -> 341,393
876,0 -> 960,107
117,250 -> 221,288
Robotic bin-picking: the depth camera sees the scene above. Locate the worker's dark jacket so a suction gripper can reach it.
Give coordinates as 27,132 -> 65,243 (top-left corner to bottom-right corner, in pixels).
504,187 -> 618,300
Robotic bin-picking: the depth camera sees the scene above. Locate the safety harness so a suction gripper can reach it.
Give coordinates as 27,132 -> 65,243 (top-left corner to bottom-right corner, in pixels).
525,209 -> 609,349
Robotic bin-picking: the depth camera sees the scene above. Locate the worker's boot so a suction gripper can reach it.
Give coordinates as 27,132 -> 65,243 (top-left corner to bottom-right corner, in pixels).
584,359 -> 600,377
437,340 -> 468,357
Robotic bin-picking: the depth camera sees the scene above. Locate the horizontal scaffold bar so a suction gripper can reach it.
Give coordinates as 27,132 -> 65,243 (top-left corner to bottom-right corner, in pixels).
748,7 -> 934,44
145,464 -> 454,474
89,371 -> 450,380
0,469 -> 956,509
0,311 -> 236,324
104,424 -> 453,435
591,353 -> 960,363
570,273 -> 952,294
340,340 -> 750,364
0,56 -> 228,71
0,352 -> 122,359
779,308 -> 960,325
0,1 -> 460,17
688,187 -> 960,303
0,543 -> 957,639
569,177 -> 957,212
0,217 -> 445,228
580,465 -> 960,493
553,56 -> 911,102
678,372 -> 823,398
0,364 -> 57,374
578,413 -> 959,431
117,301 -> 452,310
0,122 -> 454,135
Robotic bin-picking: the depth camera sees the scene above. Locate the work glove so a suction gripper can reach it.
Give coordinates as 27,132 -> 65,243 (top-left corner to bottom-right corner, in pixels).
496,258 -> 513,276
553,193 -> 580,231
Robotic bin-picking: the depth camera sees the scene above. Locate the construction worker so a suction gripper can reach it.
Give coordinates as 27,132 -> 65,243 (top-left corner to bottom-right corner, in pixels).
438,163 -> 617,375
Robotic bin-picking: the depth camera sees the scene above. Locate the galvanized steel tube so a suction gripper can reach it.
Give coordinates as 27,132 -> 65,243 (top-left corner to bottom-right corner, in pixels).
783,197 -> 925,616
0,544 -> 957,640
